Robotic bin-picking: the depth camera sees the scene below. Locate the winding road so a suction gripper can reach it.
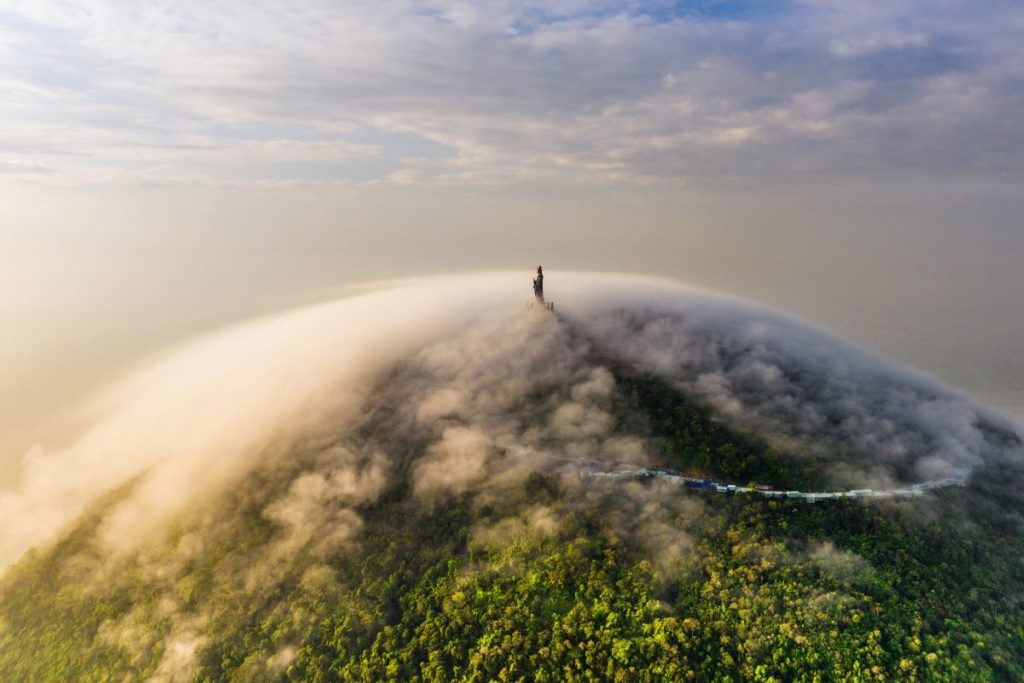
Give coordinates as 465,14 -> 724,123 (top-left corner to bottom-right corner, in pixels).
568,458 -> 968,502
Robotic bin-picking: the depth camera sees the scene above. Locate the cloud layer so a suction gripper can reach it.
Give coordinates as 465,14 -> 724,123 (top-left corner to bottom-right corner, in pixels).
1,1 -> 1021,188
2,271 -> 1021,575
5,270 -> 1024,678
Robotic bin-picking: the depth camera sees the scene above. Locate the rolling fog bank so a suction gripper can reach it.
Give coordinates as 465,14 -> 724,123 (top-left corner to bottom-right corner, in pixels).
2,271 -> 1020,572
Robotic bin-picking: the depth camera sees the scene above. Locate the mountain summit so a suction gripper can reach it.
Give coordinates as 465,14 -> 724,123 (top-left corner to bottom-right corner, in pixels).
2,273 -> 1022,681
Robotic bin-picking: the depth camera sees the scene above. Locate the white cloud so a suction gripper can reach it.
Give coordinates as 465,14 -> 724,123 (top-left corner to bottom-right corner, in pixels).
0,1 -> 1019,188
3,271 -> 1021,573
413,426 -> 494,500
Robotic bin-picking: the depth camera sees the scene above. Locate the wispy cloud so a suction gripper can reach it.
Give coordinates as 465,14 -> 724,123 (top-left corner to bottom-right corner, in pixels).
0,1 -> 1020,187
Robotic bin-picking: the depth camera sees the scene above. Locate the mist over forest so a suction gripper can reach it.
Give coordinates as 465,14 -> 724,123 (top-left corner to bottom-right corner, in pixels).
2,274 -> 1022,681
3,1 -> 1023,678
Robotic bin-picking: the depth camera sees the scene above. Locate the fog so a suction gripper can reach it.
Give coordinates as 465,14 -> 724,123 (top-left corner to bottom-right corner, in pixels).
5,199 -> 1024,491
2,271 -> 1020,573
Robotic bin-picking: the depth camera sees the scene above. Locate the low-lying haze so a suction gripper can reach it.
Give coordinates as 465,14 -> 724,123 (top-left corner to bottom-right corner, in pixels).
3,272 -> 1019,572
3,1 -> 1022,476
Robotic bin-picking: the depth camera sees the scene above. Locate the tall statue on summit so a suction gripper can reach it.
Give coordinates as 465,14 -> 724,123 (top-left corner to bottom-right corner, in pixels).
532,265 -> 544,303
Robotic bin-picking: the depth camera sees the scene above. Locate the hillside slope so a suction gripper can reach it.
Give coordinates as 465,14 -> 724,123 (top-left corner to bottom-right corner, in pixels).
2,292 -> 1023,682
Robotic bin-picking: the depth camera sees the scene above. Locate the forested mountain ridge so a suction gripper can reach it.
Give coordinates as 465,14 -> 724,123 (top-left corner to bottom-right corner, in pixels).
2,306 -> 1023,681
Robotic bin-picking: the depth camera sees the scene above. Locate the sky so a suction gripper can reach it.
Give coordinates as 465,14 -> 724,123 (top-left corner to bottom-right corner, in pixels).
1,0 -> 1023,483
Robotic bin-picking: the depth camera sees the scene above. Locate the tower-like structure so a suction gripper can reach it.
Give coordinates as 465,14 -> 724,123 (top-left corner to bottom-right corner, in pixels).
532,266 -> 553,310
